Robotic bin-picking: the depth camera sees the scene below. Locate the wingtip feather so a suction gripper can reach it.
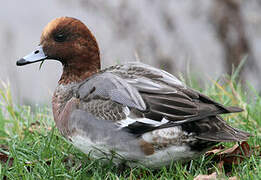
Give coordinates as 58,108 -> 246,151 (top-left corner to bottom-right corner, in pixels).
226,106 -> 244,113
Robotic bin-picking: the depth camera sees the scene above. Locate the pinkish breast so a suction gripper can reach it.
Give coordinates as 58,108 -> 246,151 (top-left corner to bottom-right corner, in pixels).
52,83 -> 76,134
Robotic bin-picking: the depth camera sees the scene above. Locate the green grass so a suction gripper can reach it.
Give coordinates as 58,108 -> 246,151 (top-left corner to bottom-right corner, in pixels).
0,74 -> 260,180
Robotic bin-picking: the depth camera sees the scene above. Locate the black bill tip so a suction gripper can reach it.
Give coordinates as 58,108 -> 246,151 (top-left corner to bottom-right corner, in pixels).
16,58 -> 44,66
16,58 -> 29,66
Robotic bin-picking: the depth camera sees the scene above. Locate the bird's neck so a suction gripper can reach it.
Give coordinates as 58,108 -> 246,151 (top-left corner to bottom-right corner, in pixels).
58,56 -> 100,85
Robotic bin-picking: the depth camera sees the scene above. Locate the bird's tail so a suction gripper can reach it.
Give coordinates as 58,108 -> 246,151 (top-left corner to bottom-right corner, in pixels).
183,115 -> 251,142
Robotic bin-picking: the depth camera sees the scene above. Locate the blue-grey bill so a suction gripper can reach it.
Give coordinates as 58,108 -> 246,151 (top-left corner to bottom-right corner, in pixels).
16,45 -> 47,66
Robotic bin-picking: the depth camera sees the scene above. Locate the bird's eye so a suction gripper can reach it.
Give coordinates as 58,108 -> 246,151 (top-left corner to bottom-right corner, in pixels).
54,33 -> 66,42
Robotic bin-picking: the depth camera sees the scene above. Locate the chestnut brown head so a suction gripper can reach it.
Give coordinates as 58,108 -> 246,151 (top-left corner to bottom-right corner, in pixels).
17,17 -> 101,84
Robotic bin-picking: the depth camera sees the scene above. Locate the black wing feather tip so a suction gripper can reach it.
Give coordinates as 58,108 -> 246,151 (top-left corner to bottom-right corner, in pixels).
195,128 -> 251,142
225,106 -> 244,113
191,116 -> 251,142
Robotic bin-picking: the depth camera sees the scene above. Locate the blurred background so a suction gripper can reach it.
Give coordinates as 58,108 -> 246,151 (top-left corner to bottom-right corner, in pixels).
0,0 -> 260,106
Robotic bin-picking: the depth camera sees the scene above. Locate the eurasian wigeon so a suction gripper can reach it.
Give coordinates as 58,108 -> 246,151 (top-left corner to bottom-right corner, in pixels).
16,17 -> 250,167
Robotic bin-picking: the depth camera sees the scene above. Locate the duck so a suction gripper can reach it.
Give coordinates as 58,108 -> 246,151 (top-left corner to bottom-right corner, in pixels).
16,17 -> 250,168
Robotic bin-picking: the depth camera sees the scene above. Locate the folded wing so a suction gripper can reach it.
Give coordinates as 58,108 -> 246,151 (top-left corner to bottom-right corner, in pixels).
72,62 -> 250,141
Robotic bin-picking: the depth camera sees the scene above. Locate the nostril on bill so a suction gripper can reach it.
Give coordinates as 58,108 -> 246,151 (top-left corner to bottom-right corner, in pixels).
34,50 -> 39,54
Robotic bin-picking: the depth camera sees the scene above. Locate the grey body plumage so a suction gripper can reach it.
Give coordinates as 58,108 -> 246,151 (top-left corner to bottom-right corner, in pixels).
65,62 -> 250,167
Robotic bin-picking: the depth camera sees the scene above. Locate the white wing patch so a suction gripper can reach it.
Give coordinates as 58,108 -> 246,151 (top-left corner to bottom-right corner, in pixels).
117,107 -> 169,128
